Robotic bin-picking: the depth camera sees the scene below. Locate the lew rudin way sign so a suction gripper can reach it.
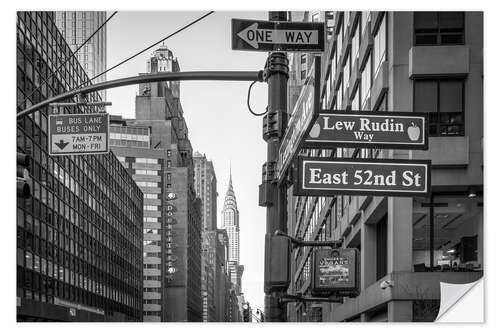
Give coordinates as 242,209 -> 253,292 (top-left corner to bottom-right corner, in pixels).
232,19 -> 325,52
48,113 -> 109,156
303,111 -> 428,149
295,157 -> 431,197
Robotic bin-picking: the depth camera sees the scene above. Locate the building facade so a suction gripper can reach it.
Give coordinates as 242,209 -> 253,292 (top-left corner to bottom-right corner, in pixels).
286,11 -> 483,322
221,173 -> 244,293
193,152 -> 219,321
16,12 -> 143,322
55,12 -> 107,86
110,45 -> 203,322
193,152 -> 218,231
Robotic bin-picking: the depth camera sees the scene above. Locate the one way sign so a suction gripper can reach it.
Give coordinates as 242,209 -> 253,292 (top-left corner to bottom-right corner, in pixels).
232,19 -> 325,52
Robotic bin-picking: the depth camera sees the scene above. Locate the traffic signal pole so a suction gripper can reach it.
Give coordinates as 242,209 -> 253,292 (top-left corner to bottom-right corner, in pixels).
262,11 -> 289,322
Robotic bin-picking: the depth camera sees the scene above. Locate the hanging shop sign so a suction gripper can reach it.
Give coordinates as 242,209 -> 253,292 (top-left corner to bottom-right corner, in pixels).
303,110 -> 428,150
295,157 -> 431,197
48,112 -> 109,156
276,56 -> 321,182
312,248 -> 360,297
232,19 -> 325,52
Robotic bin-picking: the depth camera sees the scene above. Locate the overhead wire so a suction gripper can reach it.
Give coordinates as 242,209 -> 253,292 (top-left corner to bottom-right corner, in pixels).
78,11 -> 215,89
17,11 -> 118,109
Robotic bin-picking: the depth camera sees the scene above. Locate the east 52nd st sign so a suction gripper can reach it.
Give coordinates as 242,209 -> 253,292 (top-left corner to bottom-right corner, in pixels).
295,157 -> 431,197
303,111 -> 428,150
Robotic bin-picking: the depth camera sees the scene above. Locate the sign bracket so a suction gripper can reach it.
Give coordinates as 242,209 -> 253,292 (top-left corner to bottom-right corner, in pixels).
278,293 -> 343,304
274,230 -> 342,249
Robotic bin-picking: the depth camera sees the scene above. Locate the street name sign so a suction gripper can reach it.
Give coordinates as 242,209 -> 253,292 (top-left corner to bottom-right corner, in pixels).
232,19 -> 325,52
303,111 -> 428,150
312,248 -> 360,297
48,113 -> 109,156
277,56 -> 321,182
295,157 -> 431,197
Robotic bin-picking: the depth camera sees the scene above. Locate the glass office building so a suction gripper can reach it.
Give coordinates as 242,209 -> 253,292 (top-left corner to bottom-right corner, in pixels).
16,12 -> 143,321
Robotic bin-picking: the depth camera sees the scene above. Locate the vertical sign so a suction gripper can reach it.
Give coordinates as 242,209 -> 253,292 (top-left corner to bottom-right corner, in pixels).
276,56 -> 321,182
48,113 -> 109,156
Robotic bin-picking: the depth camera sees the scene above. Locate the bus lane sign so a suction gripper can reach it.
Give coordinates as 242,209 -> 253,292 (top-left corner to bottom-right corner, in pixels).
48,113 -> 109,156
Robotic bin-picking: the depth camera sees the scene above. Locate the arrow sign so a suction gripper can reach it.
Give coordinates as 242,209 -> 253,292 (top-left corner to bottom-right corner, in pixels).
232,19 -> 325,52
236,23 -> 319,49
48,113 -> 109,156
54,140 -> 69,150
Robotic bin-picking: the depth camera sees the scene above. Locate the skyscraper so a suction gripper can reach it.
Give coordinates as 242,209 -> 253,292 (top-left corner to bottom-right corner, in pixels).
193,152 -> 218,321
110,45 -> 202,322
55,11 -> 107,85
16,12 -> 142,322
221,171 -> 244,294
193,152 -> 218,231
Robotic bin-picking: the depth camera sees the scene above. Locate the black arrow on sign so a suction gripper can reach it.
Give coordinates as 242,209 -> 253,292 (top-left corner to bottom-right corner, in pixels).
55,140 -> 69,150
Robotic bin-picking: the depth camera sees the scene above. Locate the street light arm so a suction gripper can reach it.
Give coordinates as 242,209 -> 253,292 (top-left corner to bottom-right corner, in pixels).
17,70 -> 265,119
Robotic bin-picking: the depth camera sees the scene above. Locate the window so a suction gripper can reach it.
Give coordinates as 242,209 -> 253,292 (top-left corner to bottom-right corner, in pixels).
326,12 -> 335,39
414,12 -> 464,46
373,14 -> 386,77
311,12 -> 320,22
300,70 -> 306,81
360,11 -> 370,36
300,54 -> 307,64
351,21 -> 360,61
361,52 -> 372,109
414,79 -> 464,136
352,86 -> 360,110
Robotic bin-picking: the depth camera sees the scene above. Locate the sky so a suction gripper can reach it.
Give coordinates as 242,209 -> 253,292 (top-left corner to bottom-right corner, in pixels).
106,11 -> 270,312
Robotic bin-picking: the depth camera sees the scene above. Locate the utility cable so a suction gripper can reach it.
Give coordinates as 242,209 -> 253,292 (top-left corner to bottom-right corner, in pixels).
247,80 -> 267,116
78,11 -> 215,89
17,11 -> 118,109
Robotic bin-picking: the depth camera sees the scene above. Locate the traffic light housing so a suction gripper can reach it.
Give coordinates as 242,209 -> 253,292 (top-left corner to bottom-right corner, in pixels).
17,153 -> 31,198
264,234 -> 291,293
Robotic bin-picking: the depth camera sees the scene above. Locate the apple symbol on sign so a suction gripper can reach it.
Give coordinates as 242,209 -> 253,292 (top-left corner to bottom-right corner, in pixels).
407,122 -> 420,141
309,122 -> 321,138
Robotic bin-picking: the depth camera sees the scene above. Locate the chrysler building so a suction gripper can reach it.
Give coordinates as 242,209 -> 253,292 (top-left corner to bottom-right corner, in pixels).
221,169 -> 244,293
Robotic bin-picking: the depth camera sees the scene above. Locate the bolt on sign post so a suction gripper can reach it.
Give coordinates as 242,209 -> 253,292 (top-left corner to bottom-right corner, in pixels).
231,19 -> 325,52
276,56 -> 321,183
295,157 -> 431,197
303,110 -> 429,150
48,112 -> 109,156
311,248 -> 360,297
